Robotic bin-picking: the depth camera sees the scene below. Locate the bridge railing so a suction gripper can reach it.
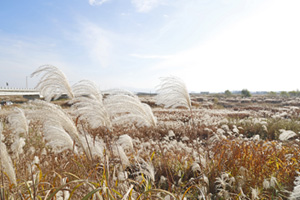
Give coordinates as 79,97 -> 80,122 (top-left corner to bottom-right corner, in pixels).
0,87 -> 38,92
0,87 -> 40,97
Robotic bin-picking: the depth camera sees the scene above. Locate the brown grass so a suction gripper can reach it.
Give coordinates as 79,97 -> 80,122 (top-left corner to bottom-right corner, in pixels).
1,97 -> 300,199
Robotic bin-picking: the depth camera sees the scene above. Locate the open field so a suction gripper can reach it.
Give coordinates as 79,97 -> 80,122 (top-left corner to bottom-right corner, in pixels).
1,94 -> 300,199
3,0 -> 300,199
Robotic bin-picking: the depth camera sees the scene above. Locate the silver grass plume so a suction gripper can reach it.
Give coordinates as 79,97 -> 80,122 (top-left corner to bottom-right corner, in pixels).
72,96 -> 112,129
113,145 -> 130,167
112,134 -> 134,168
7,107 -> 29,136
279,129 -> 297,141
31,65 -> 74,101
104,88 -> 136,97
215,172 -> 235,198
43,122 -> 77,154
26,100 -> 87,156
0,121 -> 3,141
156,76 -> 191,110
133,157 -> 155,182
251,187 -> 260,199
104,91 -> 157,127
121,185 -> 134,200
11,137 -> 26,160
79,131 -> 105,159
116,134 -> 134,152
27,100 -> 78,136
290,172 -> 300,200
7,108 -> 28,160
72,80 -> 102,101
71,80 -> 111,129
0,140 -> 17,184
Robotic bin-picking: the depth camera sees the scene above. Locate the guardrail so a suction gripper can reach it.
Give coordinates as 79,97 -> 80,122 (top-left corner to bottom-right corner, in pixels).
0,87 -> 37,91
0,88 -> 40,97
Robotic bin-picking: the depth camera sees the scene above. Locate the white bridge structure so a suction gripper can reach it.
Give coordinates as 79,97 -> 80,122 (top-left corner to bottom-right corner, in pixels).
0,87 -> 40,98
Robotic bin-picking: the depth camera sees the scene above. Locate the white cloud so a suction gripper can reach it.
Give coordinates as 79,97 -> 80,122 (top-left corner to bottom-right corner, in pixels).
131,0 -> 163,13
130,53 -> 171,59
77,21 -> 113,68
149,0 -> 300,92
88,0 -> 110,6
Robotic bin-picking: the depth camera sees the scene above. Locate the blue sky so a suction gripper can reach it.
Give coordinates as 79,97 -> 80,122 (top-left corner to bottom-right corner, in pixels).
1,0 -> 300,92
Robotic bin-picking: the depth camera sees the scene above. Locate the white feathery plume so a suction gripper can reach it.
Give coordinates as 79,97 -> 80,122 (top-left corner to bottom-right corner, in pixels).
121,185 -> 134,200
290,172 -> 300,200
7,107 -> 29,136
11,137 -> 26,160
215,172 -> 235,199
116,134 -> 134,152
113,145 -> 130,167
71,80 -> 112,129
71,97 -> 111,129
251,135 -> 260,141
79,132 -> 105,158
103,88 -> 136,97
43,123 -> 77,154
72,96 -> 112,129
30,156 -> 40,173
33,156 -> 40,165
134,157 -> 155,182
279,129 -> 297,141
31,65 -> 74,101
251,187 -> 260,199
0,140 -> 17,184
5,108 -> 28,160
263,179 -> 270,189
270,176 -> 277,188
156,76 -> 191,110
104,92 -> 157,127
27,100 -> 78,138
142,103 -> 157,126
191,162 -> 201,173
0,122 -> 3,141
72,80 -> 102,101
26,100 -> 86,155
215,172 -> 230,191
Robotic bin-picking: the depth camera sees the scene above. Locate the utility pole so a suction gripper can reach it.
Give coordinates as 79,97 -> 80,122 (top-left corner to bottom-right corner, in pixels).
26,76 -> 28,88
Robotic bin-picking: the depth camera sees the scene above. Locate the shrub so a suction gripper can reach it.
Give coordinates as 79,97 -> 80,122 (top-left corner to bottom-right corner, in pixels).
241,89 -> 251,98
280,91 -> 290,98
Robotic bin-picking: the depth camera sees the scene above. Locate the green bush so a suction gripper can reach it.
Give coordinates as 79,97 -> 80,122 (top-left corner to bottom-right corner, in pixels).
241,89 -> 251,98
224,90 -> 232,97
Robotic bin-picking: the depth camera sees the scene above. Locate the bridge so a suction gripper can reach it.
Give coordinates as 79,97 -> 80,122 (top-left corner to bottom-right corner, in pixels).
0,88 -> 41,100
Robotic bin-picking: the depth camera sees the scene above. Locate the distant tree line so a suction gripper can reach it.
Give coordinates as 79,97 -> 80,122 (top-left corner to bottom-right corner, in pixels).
223,89 -> 300,98
224,89 -> 251,98
268,90 -> 300,98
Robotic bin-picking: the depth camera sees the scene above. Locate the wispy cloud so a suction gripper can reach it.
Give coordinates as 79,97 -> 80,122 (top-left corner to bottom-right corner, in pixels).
88,0 -> 110,6
89,0 -> 163,11
0,36 -> 72,88
148,0 -> 300,92
130,53 -> 171,59
76,21 -> 113,68
131,0 -> 163,13
89,0 -> 164,12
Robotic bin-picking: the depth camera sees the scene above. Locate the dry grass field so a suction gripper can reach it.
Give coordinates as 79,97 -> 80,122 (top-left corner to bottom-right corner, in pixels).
1,94 -> 300,199
1,66 -> 300,199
